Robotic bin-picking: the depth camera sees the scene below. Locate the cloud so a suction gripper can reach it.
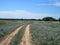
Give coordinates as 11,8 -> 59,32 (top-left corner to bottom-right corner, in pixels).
38,2 -> 60,6
37,0 -> 60,6
0,10 -> 53,19
54,2 -> 60,6
0,10 -> 32,15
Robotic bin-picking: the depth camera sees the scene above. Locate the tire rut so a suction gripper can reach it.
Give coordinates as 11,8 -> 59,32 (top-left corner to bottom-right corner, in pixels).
20,24 -> 34,45
0,25 -> 24,45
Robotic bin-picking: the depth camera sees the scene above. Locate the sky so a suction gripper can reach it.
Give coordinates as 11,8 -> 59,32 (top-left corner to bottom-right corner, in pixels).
0,0 -> 60,19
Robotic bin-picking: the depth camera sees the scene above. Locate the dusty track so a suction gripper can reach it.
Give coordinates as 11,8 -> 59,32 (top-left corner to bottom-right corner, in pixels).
20,24 -> 33,45
0,25 -> 23,45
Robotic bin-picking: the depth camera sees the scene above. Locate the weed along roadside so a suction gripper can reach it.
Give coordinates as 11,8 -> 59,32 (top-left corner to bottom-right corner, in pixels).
0,25 -> 24,45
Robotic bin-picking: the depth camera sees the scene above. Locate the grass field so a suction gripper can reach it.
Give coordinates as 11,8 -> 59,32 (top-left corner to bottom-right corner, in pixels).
30,21 -> 60,45
0,20 -> 60,45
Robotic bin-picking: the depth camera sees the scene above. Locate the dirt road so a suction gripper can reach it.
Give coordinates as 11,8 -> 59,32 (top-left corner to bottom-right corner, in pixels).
0,25 -> 23,45
20,24 -> 33,45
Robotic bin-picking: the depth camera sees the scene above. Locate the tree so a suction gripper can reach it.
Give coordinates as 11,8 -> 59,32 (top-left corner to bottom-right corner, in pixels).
42,17 -> 56,21
59,18 -> 60,21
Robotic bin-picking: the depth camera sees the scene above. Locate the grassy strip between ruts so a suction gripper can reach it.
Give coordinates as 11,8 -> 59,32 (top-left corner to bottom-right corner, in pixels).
9,25 -> 26,45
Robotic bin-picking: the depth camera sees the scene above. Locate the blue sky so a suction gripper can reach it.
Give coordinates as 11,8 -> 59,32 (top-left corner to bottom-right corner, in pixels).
0,0 -> 60,19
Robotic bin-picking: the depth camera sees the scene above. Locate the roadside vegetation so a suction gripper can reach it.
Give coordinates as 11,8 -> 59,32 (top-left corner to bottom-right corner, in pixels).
30,21 -> 60,45
0,20 -> 24,40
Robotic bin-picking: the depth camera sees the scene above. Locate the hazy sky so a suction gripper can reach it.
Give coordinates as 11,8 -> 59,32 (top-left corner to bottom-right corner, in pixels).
0,0 -> 60,19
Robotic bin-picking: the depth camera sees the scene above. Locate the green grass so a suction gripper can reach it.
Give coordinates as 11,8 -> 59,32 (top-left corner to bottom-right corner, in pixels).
30,21 -> 60,45
0,20 -> 8,25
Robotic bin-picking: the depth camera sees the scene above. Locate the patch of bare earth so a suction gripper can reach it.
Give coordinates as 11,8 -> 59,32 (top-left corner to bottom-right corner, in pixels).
20,24 -> 34,45
0,25 -> 24,45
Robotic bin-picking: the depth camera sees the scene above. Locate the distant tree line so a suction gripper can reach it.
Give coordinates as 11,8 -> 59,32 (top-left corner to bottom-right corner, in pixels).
0,17 -> 60,21
20,17 -> 60,21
